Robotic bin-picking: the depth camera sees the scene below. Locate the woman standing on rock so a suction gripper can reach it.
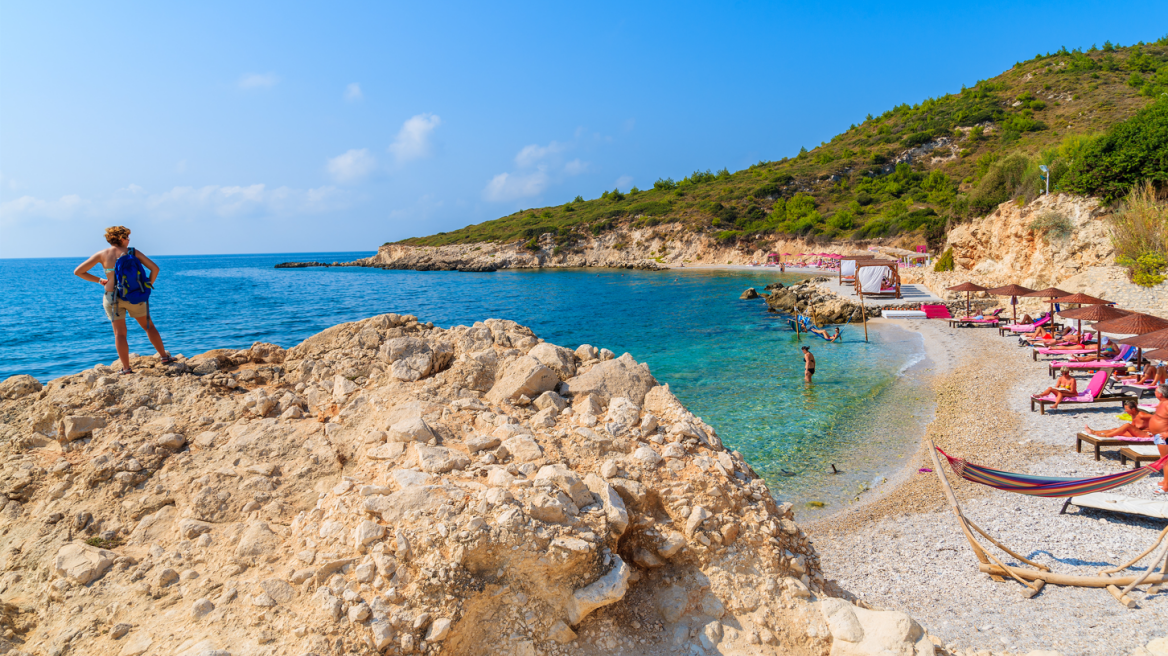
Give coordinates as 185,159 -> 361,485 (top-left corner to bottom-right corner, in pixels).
73,226 -> 173,374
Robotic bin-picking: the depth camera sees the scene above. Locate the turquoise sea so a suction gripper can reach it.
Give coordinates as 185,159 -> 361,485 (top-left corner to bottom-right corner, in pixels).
0,252 -> 930,515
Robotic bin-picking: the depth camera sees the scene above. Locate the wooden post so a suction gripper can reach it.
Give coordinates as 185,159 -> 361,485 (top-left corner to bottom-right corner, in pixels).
860,297 -> 868,343
795,312 -> 801,341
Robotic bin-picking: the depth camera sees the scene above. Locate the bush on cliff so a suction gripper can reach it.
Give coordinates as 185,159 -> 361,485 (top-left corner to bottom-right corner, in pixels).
1110,181 -> 1168,286
1063,97 -> 1168,201
934,247 -> 955,272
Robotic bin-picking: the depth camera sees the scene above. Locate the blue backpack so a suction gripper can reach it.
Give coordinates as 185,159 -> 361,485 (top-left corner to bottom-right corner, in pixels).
114,247 -> 152,304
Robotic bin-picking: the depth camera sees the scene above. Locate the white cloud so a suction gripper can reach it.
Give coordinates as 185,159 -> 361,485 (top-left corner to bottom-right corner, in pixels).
514,141 -> 565,168
564,159 -> 588,176
327,148 -> 377,184
615,176 -> 634,190
345,83 -> 363,101
483,171 -> 549,202
238,73 -> 279,89
388,113 -> 441,164
0,183 -> 344,226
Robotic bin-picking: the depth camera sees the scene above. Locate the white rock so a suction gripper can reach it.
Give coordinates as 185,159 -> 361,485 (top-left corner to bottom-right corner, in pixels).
354,520 -> 386,547
567,556 -> 630,624
415,444 -> 470,473
54,542 -> 115,585
425,618 -> 453,642
191,598 -> 215,618
486,356 -> 559,404
686,506 -> 711,537
332,375 -> 358,400
634,446 -> 662,467
349,603 -> 371,622
387,417 -> 436,443
502,435 -> 543,462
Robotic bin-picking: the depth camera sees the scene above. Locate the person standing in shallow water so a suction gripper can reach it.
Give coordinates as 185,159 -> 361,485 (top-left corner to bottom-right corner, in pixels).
802,345 -> 815,383
74,226 -> 173,374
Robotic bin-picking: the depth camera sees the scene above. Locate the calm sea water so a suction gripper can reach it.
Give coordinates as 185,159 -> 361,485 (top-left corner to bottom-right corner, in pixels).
0,252 -> 927,514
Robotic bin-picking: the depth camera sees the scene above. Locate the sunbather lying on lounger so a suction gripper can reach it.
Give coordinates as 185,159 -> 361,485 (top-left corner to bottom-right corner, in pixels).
1116,364 -> 1159,385
1070,343 -> 1119,362
1034,368 -> 1078,409
1085,399 -> 1153,437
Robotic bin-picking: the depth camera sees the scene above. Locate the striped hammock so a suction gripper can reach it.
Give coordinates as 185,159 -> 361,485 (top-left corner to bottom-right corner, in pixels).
937,448 -> 1168,498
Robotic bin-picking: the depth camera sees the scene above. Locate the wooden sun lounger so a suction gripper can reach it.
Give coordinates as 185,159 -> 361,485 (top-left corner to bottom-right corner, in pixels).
1118,445 -> 1164,469
1030,393 -> 1132,415
948,318 -> 1001,328
1075,432 -> 1154,461
1060,492 -> 1168,520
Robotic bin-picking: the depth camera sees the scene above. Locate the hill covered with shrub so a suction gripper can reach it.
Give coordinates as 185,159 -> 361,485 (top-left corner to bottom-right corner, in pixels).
402,38 -> 1168,251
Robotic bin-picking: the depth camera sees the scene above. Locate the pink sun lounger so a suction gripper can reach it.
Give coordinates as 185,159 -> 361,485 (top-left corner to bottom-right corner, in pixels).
1002,315 -> 1051,333
1030,370 -> 1132,415
1047,346 -> 1134,375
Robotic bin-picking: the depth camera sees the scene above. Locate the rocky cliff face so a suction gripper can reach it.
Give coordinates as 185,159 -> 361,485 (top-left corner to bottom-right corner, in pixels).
900,193 -> 1168,315
358,227 -> 893,272
0,316 -> 938,656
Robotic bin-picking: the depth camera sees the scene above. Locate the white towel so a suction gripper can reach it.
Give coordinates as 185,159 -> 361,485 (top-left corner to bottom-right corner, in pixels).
841,260 -> 857,277
858,266 -> 890,293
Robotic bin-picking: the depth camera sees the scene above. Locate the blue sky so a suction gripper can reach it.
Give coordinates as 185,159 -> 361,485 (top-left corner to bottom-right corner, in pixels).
2,1 -> 1166,258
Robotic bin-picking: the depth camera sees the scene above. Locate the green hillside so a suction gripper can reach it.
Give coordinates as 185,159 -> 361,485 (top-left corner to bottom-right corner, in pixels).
402,38 -> 1168,251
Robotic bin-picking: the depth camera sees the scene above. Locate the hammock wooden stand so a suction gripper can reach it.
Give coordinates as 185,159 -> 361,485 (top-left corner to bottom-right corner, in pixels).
926,439 -> 1168,607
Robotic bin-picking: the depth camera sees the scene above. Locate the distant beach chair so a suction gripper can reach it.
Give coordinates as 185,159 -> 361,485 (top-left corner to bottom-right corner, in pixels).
949,310 -> 1002,328
999,315 -> 1052,336
1075,431 -> 1154,461
1060,492 -> 1168,520
1030,370 -> 1133,415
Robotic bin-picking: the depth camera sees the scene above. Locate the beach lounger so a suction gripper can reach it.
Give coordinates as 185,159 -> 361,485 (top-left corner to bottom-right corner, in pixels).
1047,346 -> 1135,377
1031,346 -> 1097,361
1060,492 -> 1168,520
1030,370 -> 1132,415
999,315 -> 1052,336
1119,445 -> 1165,469
949,317 -> 1001,328
1119,381 -> 1160,400
1075,431 -> 1154,460
884,310 -> 927,318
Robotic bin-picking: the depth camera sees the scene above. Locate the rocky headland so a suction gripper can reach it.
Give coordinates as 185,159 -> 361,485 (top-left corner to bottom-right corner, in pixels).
0,315 -> 941,656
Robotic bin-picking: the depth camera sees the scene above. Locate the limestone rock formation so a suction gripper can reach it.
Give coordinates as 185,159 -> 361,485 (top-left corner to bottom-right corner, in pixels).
0,314 -> 939,656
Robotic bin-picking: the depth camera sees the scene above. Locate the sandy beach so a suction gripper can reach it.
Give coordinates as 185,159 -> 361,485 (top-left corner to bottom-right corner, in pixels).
808,318 -> 1167,656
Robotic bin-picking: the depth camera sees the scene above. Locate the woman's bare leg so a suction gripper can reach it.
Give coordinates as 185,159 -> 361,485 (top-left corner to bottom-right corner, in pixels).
133,314 -> 169,359
111,318 -> 131,371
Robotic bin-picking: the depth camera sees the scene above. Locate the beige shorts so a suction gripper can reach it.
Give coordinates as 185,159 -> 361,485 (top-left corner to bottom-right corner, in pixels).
103,290 -> 149,322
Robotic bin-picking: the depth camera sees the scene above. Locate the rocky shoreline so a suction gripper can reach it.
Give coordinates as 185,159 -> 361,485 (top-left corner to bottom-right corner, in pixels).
0,315 -> 942,656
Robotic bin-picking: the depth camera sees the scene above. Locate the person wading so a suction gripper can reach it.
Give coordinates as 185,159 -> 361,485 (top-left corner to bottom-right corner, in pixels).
74,226 -> 173,374
802,345 -> 815,383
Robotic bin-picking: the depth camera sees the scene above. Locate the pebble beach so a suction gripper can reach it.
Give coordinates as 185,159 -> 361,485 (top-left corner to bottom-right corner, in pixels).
810,319 -> 1167,656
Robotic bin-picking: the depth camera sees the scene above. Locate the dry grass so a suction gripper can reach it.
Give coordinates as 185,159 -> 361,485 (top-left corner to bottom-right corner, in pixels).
1110,181 -> 1168,286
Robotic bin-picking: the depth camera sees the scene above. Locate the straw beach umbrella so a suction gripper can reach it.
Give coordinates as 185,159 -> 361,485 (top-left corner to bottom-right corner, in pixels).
987,284 -> 1035,324
1103,317 -> 1168,364
947,281 -> 988,317
1058,305 -> 1131,341
1022,287 -> 1070,322
1057,292 -> 1113,306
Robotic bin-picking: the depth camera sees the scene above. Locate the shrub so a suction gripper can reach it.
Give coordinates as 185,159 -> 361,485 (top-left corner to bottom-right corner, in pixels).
1029,212 -> 1073,240
1109,181 -> 1168,286
934,247 -> 955,272
1063,98 -> 1168,201
653,178 -> 677,191
970,153 -> 1036,214
715,230 -> 741,243
523,238 -> 541,252
627,201 -> 672,216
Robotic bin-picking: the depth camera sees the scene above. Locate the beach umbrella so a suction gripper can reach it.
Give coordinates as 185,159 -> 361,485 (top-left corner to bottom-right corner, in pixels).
1093,313 -> 1168,362
1057,292 -> 1112,306
1022,287 -> 1071,322
1142,348 -> 1166,361
987,283 -> 1035,324
947,281 -> 989,317
1058,305 -> 1131,347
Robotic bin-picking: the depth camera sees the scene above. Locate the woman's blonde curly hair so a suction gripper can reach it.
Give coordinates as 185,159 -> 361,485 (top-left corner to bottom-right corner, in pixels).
104,226 -> 131,246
